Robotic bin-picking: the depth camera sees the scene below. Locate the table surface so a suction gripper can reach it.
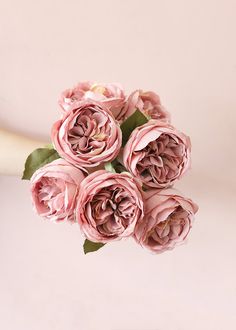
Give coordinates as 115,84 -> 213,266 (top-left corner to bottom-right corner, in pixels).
1,173 -> 235,330
0,0 -> 236,329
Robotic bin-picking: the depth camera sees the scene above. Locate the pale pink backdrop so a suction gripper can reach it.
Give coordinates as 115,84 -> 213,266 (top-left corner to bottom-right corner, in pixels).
0,1 -> 236,329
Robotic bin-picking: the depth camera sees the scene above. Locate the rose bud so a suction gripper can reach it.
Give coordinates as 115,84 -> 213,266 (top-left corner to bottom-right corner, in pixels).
116,90 -> 170,123
59,81 -> 126,120
134,189 -> 198,254
52,100 -> 122,168
76,170 -> 144,243
123,120 -> 191,188
30,159 -> 86,222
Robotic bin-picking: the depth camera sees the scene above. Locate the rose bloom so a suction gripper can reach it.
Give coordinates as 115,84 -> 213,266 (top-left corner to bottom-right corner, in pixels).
30,159 -> 86,222
116,90 -> 170,123
52,100 -> 122,168
76,170 -> 144,243
59,81 -> 126,120
134,189 -> 198,254
123,120 -> 191,188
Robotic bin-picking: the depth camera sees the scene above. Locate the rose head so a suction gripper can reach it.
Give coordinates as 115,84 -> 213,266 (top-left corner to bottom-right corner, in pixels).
123,120 -> 191,188
59,81 -> 126,120
76,170 -> 144,243
30,159 -> 86,222
52,100 -> 122,168
116,90 -> 170,123
134,189 -> 198,254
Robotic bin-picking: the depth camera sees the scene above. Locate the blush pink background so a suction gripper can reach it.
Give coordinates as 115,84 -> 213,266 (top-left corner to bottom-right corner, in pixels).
0,0 -> 236,329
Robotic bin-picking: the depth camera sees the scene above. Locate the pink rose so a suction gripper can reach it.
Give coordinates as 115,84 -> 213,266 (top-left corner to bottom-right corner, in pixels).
116,90 -> 170,123
123,120 -> 191,188
134,189 -> 198,254
76,170 -> 144,243
30,159 -> 86,222
52,100 -> 122,168
59,81 -> 126,120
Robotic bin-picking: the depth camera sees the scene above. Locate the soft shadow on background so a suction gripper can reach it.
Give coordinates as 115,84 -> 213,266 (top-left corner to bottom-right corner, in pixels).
0,1 -> 236,329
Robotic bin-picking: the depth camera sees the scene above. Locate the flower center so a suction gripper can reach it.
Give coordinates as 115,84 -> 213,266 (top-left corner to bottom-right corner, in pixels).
136,133 -> 184,185
67,108 -> 109,154
90,84 -> 106,95
90,186 -> 136,237
37,177 -> 64,214
147,206 -> 188,247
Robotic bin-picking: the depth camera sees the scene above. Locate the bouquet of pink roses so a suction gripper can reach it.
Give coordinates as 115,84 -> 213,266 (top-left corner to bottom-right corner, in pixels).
23,82 -> 198,254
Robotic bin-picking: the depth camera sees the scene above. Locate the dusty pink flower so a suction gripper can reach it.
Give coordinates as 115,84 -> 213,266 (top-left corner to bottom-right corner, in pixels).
76,170 -> 144,243
59,81 -> 126,120
30,159 -> 86,222
52,100 -> 122,168
123,120 -> 191,188
116,90 -> 170,123
134,189 -> 198,254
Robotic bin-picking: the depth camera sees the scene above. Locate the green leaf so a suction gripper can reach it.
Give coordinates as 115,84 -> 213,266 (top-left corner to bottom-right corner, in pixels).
44,143 -> 54,149
110,159 -> 126,173
83,239 -> 105,254
104,162 -> 116,173
22,147 -> 60,180
120,109 -> 149,146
